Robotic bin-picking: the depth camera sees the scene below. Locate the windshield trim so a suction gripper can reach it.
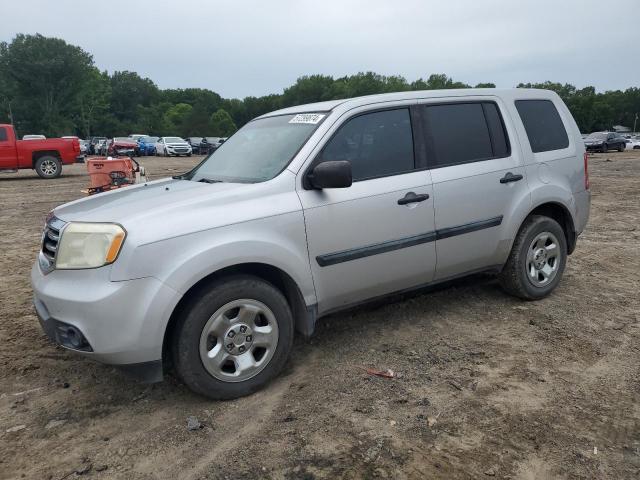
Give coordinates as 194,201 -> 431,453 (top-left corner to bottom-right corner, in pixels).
182,111 -> 330,184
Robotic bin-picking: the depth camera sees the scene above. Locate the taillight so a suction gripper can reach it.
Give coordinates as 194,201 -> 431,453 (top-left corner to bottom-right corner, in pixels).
583,152 -> 590,190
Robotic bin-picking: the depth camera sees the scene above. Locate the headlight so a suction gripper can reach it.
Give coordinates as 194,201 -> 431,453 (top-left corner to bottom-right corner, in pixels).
56,223 -> 126,269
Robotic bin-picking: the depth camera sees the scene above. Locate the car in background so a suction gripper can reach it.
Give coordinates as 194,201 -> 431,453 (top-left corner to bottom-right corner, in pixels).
583,132 -> 626,152
200,137 -> 226,154
61,136 -> 87,155
78,140 -> 89,154
185,137 -> 203,154
155,136 -> 192,157
128,134 -> 147,142
1,124 -> 81,178
23,134 -> 46,140
93,140 -> 106,155
625,137 -> 640,150
137,136 -> 158,156
107,137 -> 138,156
89,137 -> 107,154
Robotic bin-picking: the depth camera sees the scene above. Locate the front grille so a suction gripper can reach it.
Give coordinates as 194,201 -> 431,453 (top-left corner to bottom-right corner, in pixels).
40,216 -> 66,272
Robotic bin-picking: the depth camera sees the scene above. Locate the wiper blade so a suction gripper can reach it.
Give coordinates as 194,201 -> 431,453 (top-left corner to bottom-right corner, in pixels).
197,177 -> 223,184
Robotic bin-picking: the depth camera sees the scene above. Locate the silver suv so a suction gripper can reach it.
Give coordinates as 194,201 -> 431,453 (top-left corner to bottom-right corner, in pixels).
31,89 -> 591,399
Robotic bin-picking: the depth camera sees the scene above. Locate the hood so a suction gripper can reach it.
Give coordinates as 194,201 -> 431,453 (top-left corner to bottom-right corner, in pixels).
52,172 -> 298,245
112,140 -> 138,147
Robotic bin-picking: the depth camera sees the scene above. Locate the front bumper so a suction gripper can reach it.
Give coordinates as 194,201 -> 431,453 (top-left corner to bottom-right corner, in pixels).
31,261 -> 181,380
167,148 -> 192,155
585,144 -> 604,151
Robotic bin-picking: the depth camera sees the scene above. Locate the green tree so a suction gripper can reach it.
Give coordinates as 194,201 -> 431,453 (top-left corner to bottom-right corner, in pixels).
209,109 -> 237,136
164,103 -> 193,137
109,71 -> 159,133
0,33 -> 94,136
75,69 -> 111,137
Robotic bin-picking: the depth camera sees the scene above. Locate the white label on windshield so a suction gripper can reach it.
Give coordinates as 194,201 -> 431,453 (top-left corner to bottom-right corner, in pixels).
289,113 -> 325,124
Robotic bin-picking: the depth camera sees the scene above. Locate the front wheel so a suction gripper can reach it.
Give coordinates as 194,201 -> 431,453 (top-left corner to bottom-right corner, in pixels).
499,215 -> 567,300
35,155 -> 62,179
601,143 -> 608,153
172,275 -> 294,400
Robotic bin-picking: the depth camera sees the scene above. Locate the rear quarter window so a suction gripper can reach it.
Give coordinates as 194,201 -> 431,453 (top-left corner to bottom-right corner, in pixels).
0,127 -> 7,142
515,99 -> 569,153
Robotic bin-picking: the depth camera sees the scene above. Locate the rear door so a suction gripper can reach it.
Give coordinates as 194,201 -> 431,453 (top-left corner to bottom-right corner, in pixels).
297,105 -> 437,313
417,100 -> 530,280
0,126 -> 17,169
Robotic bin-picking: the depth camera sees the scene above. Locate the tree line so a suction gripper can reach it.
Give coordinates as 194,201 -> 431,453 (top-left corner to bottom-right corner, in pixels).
1,33 -> 638,139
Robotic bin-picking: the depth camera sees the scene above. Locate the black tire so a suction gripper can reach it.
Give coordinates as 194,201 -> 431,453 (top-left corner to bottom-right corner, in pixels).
34,155 -> 62,179
498,215 -> 567,300
618,143 -> 625,152
172,275 -> 294,400
187,153 -> 192,157
601,143 -> 608,153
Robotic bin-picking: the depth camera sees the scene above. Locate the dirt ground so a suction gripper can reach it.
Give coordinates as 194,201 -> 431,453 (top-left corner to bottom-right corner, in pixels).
0,151 -> 638,480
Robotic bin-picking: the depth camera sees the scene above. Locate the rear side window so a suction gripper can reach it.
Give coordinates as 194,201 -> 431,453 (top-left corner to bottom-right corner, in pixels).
321,108 -> 415,181
0,127 -> 7,142
515,99 -> 569,153
422,102 -> 509,168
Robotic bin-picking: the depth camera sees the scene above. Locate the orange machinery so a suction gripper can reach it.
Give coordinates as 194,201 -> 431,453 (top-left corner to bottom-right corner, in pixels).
84,156 -> 147,195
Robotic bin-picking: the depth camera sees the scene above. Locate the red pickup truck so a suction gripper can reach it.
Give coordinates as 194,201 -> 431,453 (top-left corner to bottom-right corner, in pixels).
0,124 -> 81,178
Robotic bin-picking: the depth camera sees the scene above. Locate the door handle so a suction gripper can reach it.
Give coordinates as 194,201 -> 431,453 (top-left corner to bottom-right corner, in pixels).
500,172 -> 523,184
398,192 -> 430,205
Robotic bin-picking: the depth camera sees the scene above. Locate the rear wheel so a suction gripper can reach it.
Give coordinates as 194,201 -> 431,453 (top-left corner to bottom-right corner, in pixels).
618,143 -> 625,152
499,215 -> 567,300
35,155 -> 62,179
172,275 -> 294,400
601,143 -> 608,153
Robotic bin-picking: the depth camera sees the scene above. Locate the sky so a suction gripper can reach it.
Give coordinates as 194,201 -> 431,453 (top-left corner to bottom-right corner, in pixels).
2,0 -> 639,99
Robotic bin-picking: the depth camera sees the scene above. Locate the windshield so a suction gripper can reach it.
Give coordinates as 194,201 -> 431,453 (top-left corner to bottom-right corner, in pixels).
165,137 -> 184,143
114,137 -> 134,142
188,113 -> 325,183
188,137 -> 203,143
141,136 -> 159,143
586,133 -> 607,140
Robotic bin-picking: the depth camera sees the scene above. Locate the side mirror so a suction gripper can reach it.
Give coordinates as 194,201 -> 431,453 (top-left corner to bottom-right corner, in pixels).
307,160 -> 352,189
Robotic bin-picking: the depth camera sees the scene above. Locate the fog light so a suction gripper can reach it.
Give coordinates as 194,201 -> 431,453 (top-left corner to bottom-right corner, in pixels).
54,321 -> 92,351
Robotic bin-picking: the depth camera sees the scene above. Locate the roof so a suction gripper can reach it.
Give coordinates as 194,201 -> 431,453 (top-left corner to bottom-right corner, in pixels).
258,88 -> 559,119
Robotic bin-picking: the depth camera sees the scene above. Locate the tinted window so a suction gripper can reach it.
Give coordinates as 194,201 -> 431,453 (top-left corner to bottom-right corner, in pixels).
483,103 -> 510,158
515,100 -> 569,153
0,127 -> 6,142
424,103 -> 494,167
321,108 -> 414,181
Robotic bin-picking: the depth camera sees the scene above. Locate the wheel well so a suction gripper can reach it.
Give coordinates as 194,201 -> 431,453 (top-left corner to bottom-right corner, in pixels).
161,263 -> 314,367
527,202 -> 576,254
32,150 -> 61,168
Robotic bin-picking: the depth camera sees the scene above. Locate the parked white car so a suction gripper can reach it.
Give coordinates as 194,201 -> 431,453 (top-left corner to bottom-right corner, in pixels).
155,137 -> 192,157
128,134 -> 147,142
625,137 -> 640,150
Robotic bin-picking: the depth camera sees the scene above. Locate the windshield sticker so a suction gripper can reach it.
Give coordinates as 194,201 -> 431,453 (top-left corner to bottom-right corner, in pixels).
289,113 -> 325,124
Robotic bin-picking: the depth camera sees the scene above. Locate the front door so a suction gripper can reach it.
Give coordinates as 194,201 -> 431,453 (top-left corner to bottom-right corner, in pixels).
297,107 -> 437,314
417,100 -> 530,280
0,126 -> 17,169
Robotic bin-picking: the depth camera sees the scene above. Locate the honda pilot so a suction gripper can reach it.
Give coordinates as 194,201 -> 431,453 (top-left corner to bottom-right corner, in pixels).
31,89 -> 591,399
